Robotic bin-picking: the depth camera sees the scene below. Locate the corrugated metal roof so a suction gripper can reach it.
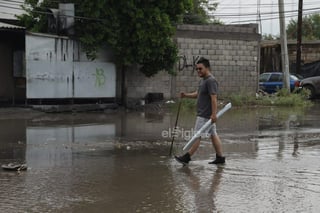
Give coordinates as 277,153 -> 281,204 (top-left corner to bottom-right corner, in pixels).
0,22 -> 25,30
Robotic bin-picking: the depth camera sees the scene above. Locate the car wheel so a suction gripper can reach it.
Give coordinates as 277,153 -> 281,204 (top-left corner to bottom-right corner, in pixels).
303,85 -> 315,99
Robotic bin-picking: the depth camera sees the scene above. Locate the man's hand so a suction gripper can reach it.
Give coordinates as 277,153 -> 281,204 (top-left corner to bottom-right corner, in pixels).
180,91 -> 198,99
210,114 -> 217,123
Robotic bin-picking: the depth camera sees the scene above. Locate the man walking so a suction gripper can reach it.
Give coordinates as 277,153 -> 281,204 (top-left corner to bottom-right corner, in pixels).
175,57 -> 225,165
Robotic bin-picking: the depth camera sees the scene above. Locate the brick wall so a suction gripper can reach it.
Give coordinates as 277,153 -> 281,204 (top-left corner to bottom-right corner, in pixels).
125,24 -> 261,102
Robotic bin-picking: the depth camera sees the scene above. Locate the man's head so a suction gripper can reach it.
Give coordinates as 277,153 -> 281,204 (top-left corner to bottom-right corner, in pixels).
196,57 -> 211,78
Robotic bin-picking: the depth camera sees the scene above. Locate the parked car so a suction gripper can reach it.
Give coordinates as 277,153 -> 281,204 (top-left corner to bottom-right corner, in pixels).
259,72 -> 301,93
300,76 -> 320,99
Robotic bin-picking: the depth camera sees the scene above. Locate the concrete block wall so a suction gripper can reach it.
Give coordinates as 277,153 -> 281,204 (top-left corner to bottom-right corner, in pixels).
175,24 -> 261,97
125,24 -> 261,101
126,67 -> 172,99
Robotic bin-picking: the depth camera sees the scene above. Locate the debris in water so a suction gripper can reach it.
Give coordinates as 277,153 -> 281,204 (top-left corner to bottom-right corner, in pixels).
2,163 -> 27,171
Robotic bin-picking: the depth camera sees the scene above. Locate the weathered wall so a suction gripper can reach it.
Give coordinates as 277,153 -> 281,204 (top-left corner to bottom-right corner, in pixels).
126,68 -> 172,100
260,40 -> 320,73
125,24 -> 261,102
287,40 -> 320,64
26,33 -> 116,99
175,24 -> 260,97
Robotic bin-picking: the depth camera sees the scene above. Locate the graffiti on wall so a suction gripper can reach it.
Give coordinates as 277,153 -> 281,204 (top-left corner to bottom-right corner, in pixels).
93,68 -> 106,87
178,55 -> 200,71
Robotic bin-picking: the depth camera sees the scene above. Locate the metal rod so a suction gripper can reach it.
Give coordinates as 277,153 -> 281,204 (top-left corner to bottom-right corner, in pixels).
169,100 -> 182,156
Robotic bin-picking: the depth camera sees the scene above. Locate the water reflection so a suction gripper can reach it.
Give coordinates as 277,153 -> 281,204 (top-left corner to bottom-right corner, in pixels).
26,124 -> 116,168
0,118 -> 26,163
172,164 -> 224,212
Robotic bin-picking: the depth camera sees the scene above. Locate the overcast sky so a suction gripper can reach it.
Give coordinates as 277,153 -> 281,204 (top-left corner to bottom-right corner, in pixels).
215,0 -> 320,36
1,0 -> 319,36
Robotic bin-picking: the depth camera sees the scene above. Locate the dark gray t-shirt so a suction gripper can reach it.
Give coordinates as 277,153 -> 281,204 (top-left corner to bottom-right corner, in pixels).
197,75 -> 218,119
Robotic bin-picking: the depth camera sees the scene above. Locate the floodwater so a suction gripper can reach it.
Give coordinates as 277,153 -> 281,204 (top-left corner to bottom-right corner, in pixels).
0,103 -> 319,213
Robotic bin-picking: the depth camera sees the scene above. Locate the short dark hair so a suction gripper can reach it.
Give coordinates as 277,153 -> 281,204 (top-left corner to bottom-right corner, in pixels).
196,57 -> 210,68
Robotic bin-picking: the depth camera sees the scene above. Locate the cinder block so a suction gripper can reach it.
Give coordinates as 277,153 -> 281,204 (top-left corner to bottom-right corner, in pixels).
225,55 -> 232,60
208,49 -> 216,55
196,44 -> 204,49
223,40 -> 230,45
204,44 -> 211,49
200,39 -> 208,44
216,40 -> 223,45
180,43 -> 188,49
192,49 -> 200,54
208,40 -> 215,45
200,49 -> 208,55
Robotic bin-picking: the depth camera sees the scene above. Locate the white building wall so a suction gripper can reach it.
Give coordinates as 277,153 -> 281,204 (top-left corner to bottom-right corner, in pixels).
26,33 -> 116,99
74,62 -> 116,98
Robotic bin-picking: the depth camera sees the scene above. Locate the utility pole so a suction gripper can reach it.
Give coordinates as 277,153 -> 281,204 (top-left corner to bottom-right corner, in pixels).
296,0 -> 303,74
278,0 -> 290,92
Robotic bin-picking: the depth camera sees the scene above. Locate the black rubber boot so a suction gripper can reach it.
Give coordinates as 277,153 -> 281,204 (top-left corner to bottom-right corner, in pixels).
174,152 -> 191,166
208,154 -> 225,164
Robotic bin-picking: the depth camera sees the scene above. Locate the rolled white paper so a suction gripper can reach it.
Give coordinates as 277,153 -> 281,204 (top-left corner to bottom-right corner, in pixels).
182,102 -> 232,151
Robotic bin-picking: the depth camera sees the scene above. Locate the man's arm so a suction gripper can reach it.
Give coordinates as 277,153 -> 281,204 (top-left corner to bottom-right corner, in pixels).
181,91 -> 198,99
210,94 -> 218,123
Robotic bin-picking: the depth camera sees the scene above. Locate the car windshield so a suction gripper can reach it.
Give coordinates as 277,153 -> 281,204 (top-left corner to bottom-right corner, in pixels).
259,73 -> 270,82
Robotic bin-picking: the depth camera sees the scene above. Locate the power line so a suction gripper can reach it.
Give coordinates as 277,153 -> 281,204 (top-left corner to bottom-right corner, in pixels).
217,0 -> 319,8
212,7 -> 320,17
1,1 -> 319,27
226,10 -> 320,24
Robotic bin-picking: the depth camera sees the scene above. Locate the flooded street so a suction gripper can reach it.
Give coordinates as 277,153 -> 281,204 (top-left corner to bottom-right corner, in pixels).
0,103 -> 320,213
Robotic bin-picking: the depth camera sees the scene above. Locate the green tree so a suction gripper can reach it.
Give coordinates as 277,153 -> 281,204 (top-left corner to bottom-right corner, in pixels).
183,0 -> 221,24
262,33 -> 279,40
287,14 -> 320,40
17,0 -> 57,32
18,0 -> 191,77
79,0 -> 191,77
18,0 -> 194,104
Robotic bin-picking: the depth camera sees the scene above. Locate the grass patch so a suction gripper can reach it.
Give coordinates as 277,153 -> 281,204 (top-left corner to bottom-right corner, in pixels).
228,88 -> 312,107
168,88 -> 312,112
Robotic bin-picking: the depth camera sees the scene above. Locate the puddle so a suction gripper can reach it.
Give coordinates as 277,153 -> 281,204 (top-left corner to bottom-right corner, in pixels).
0,103 -> 319,212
